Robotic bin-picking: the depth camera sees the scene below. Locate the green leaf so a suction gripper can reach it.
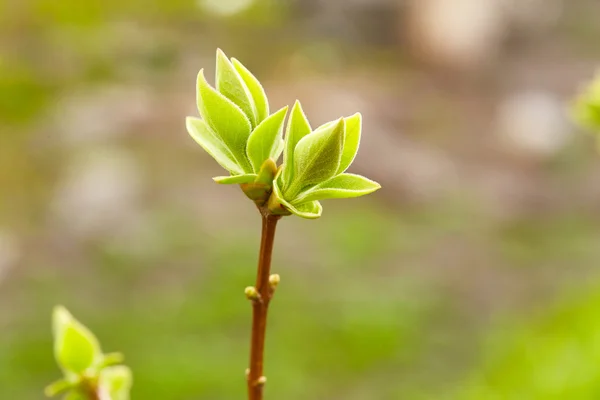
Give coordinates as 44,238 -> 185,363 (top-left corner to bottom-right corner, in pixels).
215,49 -> 257,126
254,158 -> 277,186
99,366 -> 133,400
337,113 -> 362,174
231,58 -> 269,123
293,173 -> 380,204
282,100 -> 312,188
246,106 -> 288,172
63,391 -> 87,400
271,138 -> 284,161
285,118 -> 345,199
270,176 -> 322,218
186,117 -> 243,175
213,174 -> 257,184
196,69 -> 253,172
44,379 -> 73,397
52,306 -> 102,375
99,352 -> 125,369
290,200 -> 323,219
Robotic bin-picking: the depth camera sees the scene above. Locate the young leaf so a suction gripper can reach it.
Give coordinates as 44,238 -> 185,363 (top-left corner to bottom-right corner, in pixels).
337,113 -> 362,174
63,391 -> 87,400
213,174 -> 257,184
186,117 -> 244,175
269,177 -> 321,218
282,101 -> 312,188
215,49 -> 258,126
99,366 -> 133,400
254,158 -> 277,186
246,106 -> 288,172
285,118 -> 345,198
44,379 -> 73,397
52,306 -> 102,374
232,58 -> 269,123
271,138 -> 284,161
196,69 -> 253,172
292,173 -> 380,204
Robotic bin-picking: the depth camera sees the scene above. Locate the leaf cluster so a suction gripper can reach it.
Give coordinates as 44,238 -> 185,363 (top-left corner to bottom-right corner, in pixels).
186,50 -> 380,218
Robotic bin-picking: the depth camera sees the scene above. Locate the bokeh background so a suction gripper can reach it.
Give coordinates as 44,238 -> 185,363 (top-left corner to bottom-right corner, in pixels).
2,0 -> 600,398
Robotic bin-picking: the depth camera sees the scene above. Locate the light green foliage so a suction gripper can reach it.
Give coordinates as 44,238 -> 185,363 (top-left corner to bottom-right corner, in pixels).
186,50 -> 380,218
215,49 -> 258,127
572,71 -> 600,133
196,69 -> 253,172
293,173 -> 382,203
285,118 -> 345,197
47,306 -> 132,399
282,100 -> 312,185
271,102 -> 380,218
52,306 -> 102,375
246,106 -> 288,171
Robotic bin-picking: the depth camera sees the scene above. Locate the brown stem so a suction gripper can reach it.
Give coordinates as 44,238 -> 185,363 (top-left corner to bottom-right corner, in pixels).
247,211 -> 280,400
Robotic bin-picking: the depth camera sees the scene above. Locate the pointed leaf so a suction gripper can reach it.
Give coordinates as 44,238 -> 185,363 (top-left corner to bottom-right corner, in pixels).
285,118 -> 345,199
282,101 -> 312,188
186,117 -> 243,175
337,113 -> 362,174
215,49 -> 257,126
45,379 -> 73,397
99,366 -> 133,400
246,106 -> 288,172
196,69 -> 253,172
64,391 -> 87,400
213,174 -> 257,184
52,306 -> 102,374
232,58 -> 269,123
293,173 -> 380,203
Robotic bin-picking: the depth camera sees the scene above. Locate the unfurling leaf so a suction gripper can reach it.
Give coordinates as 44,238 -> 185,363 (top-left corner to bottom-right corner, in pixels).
293,173 -> 381,204
282,101 -> 312,187
186,117 -> 243,175
52,306 -> 102,375
232,58 -> 270,124
196,69 -> 253,172
216,49 -> 258,126
285,118 -> 345,198
99,366 -> 133,400
246,106 -> 288,172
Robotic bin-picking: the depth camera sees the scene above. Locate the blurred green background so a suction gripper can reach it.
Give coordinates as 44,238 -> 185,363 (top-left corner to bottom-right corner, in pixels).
2,0 -> 600,398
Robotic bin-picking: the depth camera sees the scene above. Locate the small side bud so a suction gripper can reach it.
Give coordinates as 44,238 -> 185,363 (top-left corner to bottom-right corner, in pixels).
257,376 -> 267,386
245,286 -> 260,301
269,274 -> 280,289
